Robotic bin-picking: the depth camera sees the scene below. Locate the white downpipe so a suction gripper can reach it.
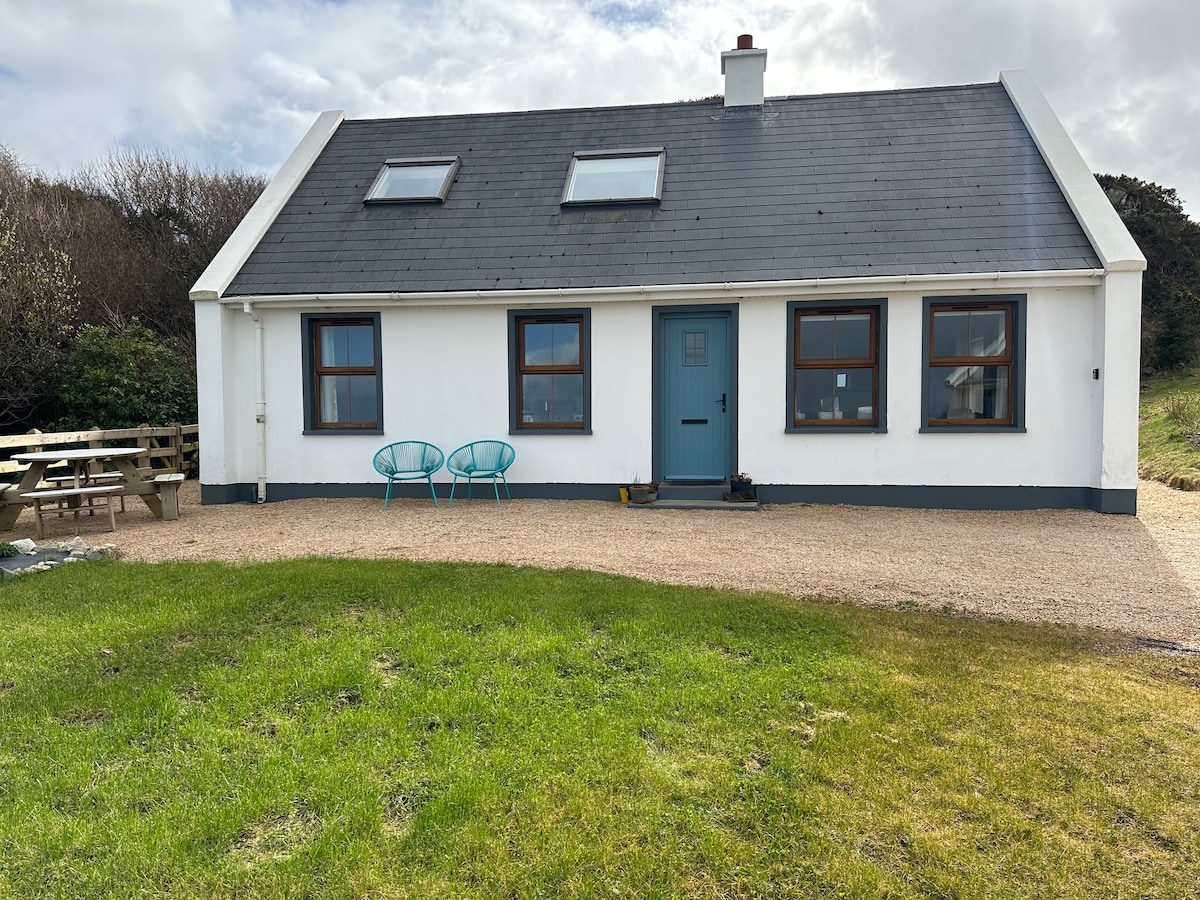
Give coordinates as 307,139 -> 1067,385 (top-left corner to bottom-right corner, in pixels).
242,301 -> 267,503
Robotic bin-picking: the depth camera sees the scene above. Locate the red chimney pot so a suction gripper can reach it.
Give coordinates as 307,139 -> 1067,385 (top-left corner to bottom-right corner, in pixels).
736,34 -> 754,50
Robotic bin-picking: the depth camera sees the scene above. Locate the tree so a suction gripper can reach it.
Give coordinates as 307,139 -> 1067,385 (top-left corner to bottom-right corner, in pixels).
0,149 -> 80,427
1097,174 -> 1200,369
54,322 -> 197,430
0,144 -> 267,431
72,149 -> 267,348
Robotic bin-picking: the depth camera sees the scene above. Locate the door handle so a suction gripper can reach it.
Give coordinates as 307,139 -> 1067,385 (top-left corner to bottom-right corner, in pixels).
719,392 -> 726,413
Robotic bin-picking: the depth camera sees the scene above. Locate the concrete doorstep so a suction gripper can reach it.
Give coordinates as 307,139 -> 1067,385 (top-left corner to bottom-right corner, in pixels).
626,481 -> 761,512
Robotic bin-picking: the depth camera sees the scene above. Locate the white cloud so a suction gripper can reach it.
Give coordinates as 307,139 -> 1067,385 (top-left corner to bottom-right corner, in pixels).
860,0 -> 1200,212
0,0 -> 1195,213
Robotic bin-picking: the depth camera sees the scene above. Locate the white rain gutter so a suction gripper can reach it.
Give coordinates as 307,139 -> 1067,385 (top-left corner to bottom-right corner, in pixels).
215,268 -> 1106,310
243,301 -> 268,503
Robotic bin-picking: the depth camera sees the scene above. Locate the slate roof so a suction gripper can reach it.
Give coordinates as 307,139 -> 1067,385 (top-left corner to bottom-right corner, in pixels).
225,81 -> 1101,297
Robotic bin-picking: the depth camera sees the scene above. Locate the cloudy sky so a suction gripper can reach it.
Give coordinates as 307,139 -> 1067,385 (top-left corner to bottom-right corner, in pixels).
1,0 -> 1196,215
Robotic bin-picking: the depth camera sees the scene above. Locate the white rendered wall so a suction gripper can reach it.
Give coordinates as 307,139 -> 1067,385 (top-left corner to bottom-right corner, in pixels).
1098,270 -> 1142,490
205,282 -> 1111,492
194,300 -> 229,484
195,302 -> 260,486
740,285 -> 1100,487
230,302 -> 654,486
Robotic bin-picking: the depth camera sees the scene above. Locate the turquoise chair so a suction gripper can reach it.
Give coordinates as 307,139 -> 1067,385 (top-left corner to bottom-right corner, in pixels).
372,441 -> 444,508
446,441 -> 515,507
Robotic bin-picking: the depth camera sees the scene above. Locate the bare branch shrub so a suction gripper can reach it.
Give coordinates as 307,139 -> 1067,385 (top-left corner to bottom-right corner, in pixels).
72,149 -> 267,348
0,150 -> 81,425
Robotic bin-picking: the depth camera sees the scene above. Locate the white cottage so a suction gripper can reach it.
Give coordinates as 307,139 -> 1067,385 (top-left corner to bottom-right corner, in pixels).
191,38 -> 1145,513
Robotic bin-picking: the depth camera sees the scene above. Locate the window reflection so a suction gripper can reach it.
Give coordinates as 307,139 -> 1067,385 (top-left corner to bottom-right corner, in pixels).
566,154 -> 662,202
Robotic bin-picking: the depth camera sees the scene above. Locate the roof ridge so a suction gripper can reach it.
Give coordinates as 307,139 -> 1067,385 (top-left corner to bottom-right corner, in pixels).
343,81 -> 1003,127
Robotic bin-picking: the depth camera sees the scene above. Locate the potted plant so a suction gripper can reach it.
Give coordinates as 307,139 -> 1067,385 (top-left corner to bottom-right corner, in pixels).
627,475 -> 659,504
730,472 -> 753,493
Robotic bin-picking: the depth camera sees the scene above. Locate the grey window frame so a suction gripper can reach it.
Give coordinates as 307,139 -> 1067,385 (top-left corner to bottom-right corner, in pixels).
301,312 -> 384,435
363,156 -> 460,203
560,148 -> 665,205
785,299 -> 887,433
920,294 -> 1027,433
508,308 -> 592,434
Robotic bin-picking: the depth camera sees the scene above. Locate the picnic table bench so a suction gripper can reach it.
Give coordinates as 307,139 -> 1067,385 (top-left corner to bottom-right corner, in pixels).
1,448 -> 187,535
46,471 -> 127,512
154,473 -> 185,520
19,484 -> 122,539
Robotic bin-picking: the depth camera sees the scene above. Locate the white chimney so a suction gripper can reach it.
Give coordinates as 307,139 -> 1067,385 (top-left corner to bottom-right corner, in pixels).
720,34 -> 767,107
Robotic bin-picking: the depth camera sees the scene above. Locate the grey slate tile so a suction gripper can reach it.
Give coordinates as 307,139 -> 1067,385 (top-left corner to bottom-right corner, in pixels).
224,81 -> 1100,296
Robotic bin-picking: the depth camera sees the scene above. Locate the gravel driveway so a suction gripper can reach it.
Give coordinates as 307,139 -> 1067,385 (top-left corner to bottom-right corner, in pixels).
16,479 -> 1200,643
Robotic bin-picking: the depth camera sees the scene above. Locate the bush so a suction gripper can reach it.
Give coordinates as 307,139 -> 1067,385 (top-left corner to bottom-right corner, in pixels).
1164,391 -> 1200,437
55,323 -> 196,429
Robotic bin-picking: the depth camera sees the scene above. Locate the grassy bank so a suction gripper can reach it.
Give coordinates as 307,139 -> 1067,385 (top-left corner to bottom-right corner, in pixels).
1,559 -> 1197,898
1140,370 -> 1200,489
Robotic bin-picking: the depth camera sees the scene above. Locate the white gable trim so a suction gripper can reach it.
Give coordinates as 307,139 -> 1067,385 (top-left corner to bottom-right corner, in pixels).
190,110 -> 346,301
1000,70 -> 1145,273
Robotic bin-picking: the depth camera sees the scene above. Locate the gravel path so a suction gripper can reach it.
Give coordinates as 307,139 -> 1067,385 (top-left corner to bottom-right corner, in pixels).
17,479 -> 1200,643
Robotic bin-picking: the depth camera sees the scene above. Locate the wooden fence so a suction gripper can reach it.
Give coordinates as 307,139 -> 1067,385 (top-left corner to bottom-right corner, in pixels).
0,424 -> 199,480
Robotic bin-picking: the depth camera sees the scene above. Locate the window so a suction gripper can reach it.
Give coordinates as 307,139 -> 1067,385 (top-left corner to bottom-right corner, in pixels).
508,309 -> 591,433
364,157 -> 459,202
562,149 -> 665,204
787,302 -> 884,429
924,297 -> 1024,429
301,313 -> 383,433
683,330 -> 707,366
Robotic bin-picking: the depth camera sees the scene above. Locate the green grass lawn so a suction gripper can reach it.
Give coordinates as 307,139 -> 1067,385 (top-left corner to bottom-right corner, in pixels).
1,560 -> 1197,898
1140,369 -> 1200,489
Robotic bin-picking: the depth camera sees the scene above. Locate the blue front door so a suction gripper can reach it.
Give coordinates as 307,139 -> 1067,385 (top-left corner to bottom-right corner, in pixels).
659,312 -> 731,481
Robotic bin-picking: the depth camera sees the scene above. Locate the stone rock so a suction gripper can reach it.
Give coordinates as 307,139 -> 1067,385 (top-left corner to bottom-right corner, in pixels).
0,537 -> 118,577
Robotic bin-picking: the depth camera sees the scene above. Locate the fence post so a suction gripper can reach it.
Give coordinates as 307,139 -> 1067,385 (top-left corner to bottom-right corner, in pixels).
137,424 -> 152,473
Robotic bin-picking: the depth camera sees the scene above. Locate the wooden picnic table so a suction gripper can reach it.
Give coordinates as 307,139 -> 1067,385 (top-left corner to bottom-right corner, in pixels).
0,447 -> 178,532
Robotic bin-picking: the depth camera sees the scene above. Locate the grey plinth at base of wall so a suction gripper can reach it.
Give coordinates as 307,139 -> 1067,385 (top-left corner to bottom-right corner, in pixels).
200,483 -> 1137,515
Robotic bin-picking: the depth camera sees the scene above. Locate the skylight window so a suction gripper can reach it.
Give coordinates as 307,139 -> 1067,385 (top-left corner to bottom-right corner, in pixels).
364,157 -> 459,202
562,149 -> 665,204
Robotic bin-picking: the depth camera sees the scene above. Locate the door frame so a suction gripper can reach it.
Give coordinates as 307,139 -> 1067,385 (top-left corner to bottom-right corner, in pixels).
651,303 -> 739,483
